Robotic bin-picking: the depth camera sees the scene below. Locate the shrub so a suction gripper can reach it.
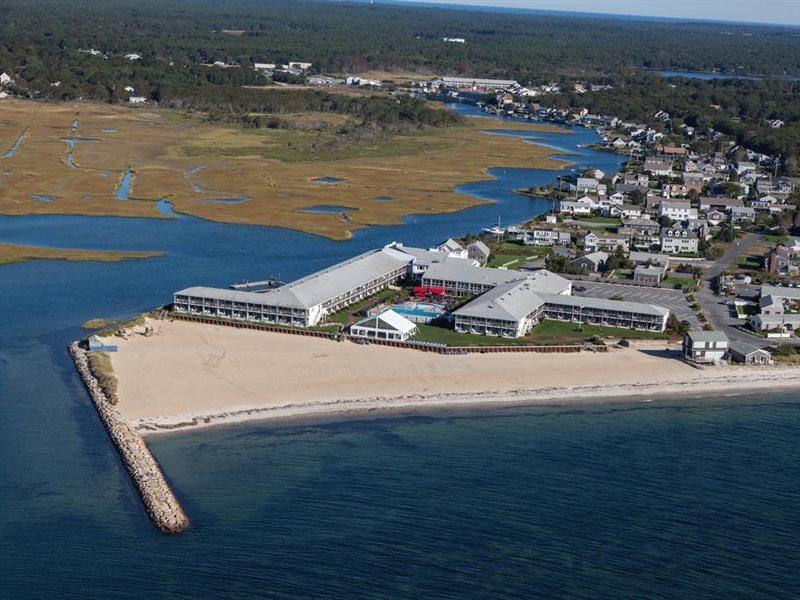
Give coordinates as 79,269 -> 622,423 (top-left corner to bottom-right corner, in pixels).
87,351 -> 119,405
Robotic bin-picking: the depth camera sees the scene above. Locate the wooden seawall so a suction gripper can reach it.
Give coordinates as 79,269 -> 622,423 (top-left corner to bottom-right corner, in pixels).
69,342 -> 189,533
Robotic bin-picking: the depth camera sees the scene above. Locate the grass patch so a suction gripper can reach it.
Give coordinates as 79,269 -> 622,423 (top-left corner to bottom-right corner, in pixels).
736,254 -> 763,271
83,318 -> 120,330
412,319 -> 666,346
413,323 -> 531,346
86,351 -> 119,404
527,320 -> 667,342
573,215 -> 622,225
0,243 -> 163,267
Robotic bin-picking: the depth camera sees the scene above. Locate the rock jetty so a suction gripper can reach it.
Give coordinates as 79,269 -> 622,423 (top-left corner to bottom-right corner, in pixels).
69,342 -> 189,533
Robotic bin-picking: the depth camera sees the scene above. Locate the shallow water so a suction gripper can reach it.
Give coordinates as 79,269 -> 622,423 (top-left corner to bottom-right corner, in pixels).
8,113 -> 794,596
300,204 -> 357,214
114,168 -> 134,200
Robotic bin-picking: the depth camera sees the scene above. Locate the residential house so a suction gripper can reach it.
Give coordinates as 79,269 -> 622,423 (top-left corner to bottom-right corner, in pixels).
683,172 -> 706,187
766,245 -> 800,276
557,200 -> 592,216
576,178 -> 599,194
660,200 -> 698,221
699,197 -> 744,212
727,342 -> 772,365
660,227 -> 699,255
705,209 -> 727,226
643,157 -> 673,177
584,232 -> 630,253
607,203 -> 642,219
683,330 -> 729,363
431,238 -> 468,259
467,241 -> 491,264
730,206 -> 756,225
572,251 -> 608,273
0,72 -> 12,85
524,229 -> 571,247
751,313 -> 800,332
633,265 -> 664,286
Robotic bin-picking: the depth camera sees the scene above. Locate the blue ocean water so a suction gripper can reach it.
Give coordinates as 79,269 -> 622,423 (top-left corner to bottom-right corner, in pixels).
3,110 -> 799,597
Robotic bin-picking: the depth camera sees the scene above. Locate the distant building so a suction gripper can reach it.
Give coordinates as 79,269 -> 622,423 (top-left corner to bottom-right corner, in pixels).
128,96 -> 147,105
0,72 -> 12,85
683,330 -> 728,363
433,76 -> 518,91
124,53 -> 141,61
644,157 -> 673,177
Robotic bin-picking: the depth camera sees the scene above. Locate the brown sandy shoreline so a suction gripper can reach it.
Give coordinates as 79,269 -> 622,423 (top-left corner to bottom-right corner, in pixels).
107,319 -> 800,437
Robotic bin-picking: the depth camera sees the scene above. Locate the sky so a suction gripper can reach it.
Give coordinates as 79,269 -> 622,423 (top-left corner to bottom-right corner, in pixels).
401,0 -> 800,26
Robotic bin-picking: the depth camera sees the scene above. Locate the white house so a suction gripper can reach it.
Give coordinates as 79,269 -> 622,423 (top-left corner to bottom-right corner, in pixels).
660,200 -> 698,221
124,53 -> 142,61
0,72 -> 12,85
431,238 -> 467,258
660,227 -> 699,255
128,96 -> 147,105
350,310 -> 417,341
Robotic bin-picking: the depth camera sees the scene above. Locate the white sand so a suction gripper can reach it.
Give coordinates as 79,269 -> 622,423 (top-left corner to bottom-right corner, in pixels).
108,319 -> 800,433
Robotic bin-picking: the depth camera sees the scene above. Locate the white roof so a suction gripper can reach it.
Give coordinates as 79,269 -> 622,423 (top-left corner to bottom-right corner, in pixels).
454,280 -> 544,322
177,247 -> 412,310
353,309 -> 416,334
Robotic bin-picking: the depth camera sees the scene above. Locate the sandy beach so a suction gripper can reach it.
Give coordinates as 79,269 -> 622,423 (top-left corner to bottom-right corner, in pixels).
108,319 -> 800,434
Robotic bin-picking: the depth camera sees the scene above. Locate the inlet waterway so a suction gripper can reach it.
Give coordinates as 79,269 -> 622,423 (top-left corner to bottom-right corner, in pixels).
2,107 -> 799,597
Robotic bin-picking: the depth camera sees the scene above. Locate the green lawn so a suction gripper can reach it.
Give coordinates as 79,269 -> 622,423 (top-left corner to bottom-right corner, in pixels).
736,254 -> 763,271
528,320 -> 667,342
413,323 -> 532,346
573,215 -> 622,225
412,319 -> 666,346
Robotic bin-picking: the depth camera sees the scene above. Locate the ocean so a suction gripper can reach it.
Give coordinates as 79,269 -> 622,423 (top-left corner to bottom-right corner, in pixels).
3,107 -> 799,597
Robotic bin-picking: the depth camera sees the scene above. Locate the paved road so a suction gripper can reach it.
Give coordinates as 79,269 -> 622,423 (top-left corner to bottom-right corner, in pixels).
695,233 -> 799,347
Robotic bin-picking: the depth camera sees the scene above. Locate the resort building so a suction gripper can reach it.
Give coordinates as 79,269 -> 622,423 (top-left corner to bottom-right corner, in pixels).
434,76 -> 518,90
421,262 -> 572,296
453,280 -> 546,337
539,294 -> 669,332
350,310 -> 418,341
173,247 -> 411,327
453,274 -> 670,337
683,331 -> 729,363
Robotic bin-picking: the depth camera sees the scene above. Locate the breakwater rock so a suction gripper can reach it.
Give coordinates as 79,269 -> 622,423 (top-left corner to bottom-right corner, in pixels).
69,342 -> 189,533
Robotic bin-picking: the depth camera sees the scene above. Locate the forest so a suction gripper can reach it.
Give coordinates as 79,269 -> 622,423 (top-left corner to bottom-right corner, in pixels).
545,75 -> 800,171
3,0 -> 800,105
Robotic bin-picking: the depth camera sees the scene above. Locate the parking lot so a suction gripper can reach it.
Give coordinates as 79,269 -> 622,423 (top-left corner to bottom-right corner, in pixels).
572,281 -> 700,327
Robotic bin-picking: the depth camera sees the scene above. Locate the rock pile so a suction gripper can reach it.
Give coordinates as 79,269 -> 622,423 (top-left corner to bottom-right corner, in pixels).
69,342 -> 189,533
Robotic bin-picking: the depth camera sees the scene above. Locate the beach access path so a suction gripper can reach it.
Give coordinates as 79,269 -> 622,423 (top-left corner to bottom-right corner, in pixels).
108,319 -> 800,433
